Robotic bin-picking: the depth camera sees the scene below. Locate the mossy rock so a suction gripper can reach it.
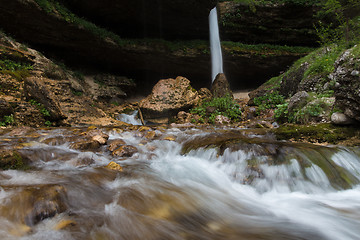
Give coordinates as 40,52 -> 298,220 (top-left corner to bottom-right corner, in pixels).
272,123 -> 360,144
0,150 -> 31,170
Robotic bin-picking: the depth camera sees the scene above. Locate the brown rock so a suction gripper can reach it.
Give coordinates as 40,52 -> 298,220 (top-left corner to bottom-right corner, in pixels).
144,131 -> 156,140
0,98 -> 13,117
69,140 -> 101,151
24,185 -> 68,226
23,77 -> 67,121
105,161 -> 123,171
108,139 -> 126,152
211,73 -> 233,98
139,76 -> 199,119
112,145 -> 138,157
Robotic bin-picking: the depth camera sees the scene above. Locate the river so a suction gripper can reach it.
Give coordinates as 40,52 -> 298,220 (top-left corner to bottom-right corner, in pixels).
0,125 -> 359,240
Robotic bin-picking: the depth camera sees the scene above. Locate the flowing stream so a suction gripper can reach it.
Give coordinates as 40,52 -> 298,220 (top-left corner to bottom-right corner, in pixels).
209,7 -> 223,82
0,126 -> 359,239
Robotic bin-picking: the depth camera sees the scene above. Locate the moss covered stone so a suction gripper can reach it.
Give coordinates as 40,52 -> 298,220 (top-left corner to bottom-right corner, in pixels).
0,150 -> 31,170
272,123 -> 360,144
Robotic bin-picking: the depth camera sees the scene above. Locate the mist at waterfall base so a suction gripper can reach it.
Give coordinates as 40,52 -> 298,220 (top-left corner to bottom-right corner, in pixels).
0,126 -> 359,239
209,7 -> 224,82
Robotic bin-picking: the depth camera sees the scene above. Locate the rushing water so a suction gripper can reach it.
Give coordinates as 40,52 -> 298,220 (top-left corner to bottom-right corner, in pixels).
209,7 -> 223,82
0,126 -> 360,239
117,110 -> 143,125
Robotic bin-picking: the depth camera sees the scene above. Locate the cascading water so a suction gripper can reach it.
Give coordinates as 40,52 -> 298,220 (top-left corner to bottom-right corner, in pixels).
209,7 -> 224,82
0,126 -> 359,239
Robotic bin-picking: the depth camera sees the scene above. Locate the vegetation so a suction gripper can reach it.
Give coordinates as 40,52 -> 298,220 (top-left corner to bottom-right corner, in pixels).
29,99 -> 51,118
253,91 -> 285,111
314,0 -> 360,45
0,114 -> 14,127
222,41 -> 315,56
190,95 -> 242,124
0,58 -> 33,80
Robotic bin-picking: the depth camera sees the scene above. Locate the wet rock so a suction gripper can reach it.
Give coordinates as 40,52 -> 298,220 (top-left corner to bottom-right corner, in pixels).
138,126 -> 151,132
0,150 -> 30,170
72,157 -> 95,167
84,129 -> 109,145
211,73 -> 233,99
105,161 -> 123,171
23,77 -> 67,121
139,76 -> 199,119
331,112 -> 355,125
70,140 -> 101,151
108,139 -> 126,152
144,131 -> 156,140
112,145 -> 138,157
24,185 -> 68,226
163,135 -> 176,141
54,219 -> 76,230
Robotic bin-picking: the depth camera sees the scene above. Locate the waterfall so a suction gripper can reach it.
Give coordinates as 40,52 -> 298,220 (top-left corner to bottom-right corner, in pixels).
209,7 -> 223,82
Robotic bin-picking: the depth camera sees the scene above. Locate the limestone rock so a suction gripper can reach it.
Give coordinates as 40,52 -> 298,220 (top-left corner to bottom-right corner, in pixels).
211,73 -> 233,98
23,77 -> 67,121
108,139 -> 126,152
106,161 -> 123,172
112,145 -> 138,157
139,76 -> 199,119
287,91 -> 309,113
24,185 -> 68,226
331,112 -> 355,125
333,45 -> 360,122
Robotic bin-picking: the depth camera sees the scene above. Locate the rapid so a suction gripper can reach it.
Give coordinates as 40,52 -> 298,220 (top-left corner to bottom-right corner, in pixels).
0,125 -> 359,240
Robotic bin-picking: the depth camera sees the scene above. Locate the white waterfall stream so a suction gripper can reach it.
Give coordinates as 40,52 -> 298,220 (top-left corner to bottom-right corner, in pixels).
209,7 -> 224,82
0,126 -> 359,239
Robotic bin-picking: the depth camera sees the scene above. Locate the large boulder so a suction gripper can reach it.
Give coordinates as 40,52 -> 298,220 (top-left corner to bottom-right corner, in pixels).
139,76 -> 199,119
211,73 -> 233,98
332,45 -> 360,122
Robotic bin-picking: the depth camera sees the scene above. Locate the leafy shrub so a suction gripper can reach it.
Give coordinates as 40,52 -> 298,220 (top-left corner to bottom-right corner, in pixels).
190,95 -> 242,123
0,114 -> 14,127
253,91 -> 285,111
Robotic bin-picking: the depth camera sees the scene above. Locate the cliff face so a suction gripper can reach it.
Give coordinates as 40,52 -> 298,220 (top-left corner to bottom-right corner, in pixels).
218,2 -> 320,46
0,0 -> 317,93
59,0 -> 218,40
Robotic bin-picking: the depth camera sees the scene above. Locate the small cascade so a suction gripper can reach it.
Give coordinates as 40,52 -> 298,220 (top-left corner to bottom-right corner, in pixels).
209,7 -> 224,82
116,110 -> 143,125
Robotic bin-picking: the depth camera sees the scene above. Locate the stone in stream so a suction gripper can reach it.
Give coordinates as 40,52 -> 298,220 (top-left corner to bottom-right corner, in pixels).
108,139 -> 126,152
112,145 -> 138,157
70,129 -> 109,151
0,185 -> 68,228
0,149 -> 31,170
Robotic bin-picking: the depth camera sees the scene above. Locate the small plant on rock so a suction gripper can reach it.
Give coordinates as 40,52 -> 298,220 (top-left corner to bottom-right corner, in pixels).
190,95 -> 242,124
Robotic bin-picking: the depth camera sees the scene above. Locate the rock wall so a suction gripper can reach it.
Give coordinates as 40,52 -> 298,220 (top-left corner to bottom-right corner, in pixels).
218,2 -> 320,46
59,0 -> 218,40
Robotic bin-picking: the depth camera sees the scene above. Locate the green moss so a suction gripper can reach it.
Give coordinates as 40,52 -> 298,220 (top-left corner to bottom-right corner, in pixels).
272,123 -> 360,144
0,151 -> 30,170
222,41 -> 315,56
190,95 -> 242,124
